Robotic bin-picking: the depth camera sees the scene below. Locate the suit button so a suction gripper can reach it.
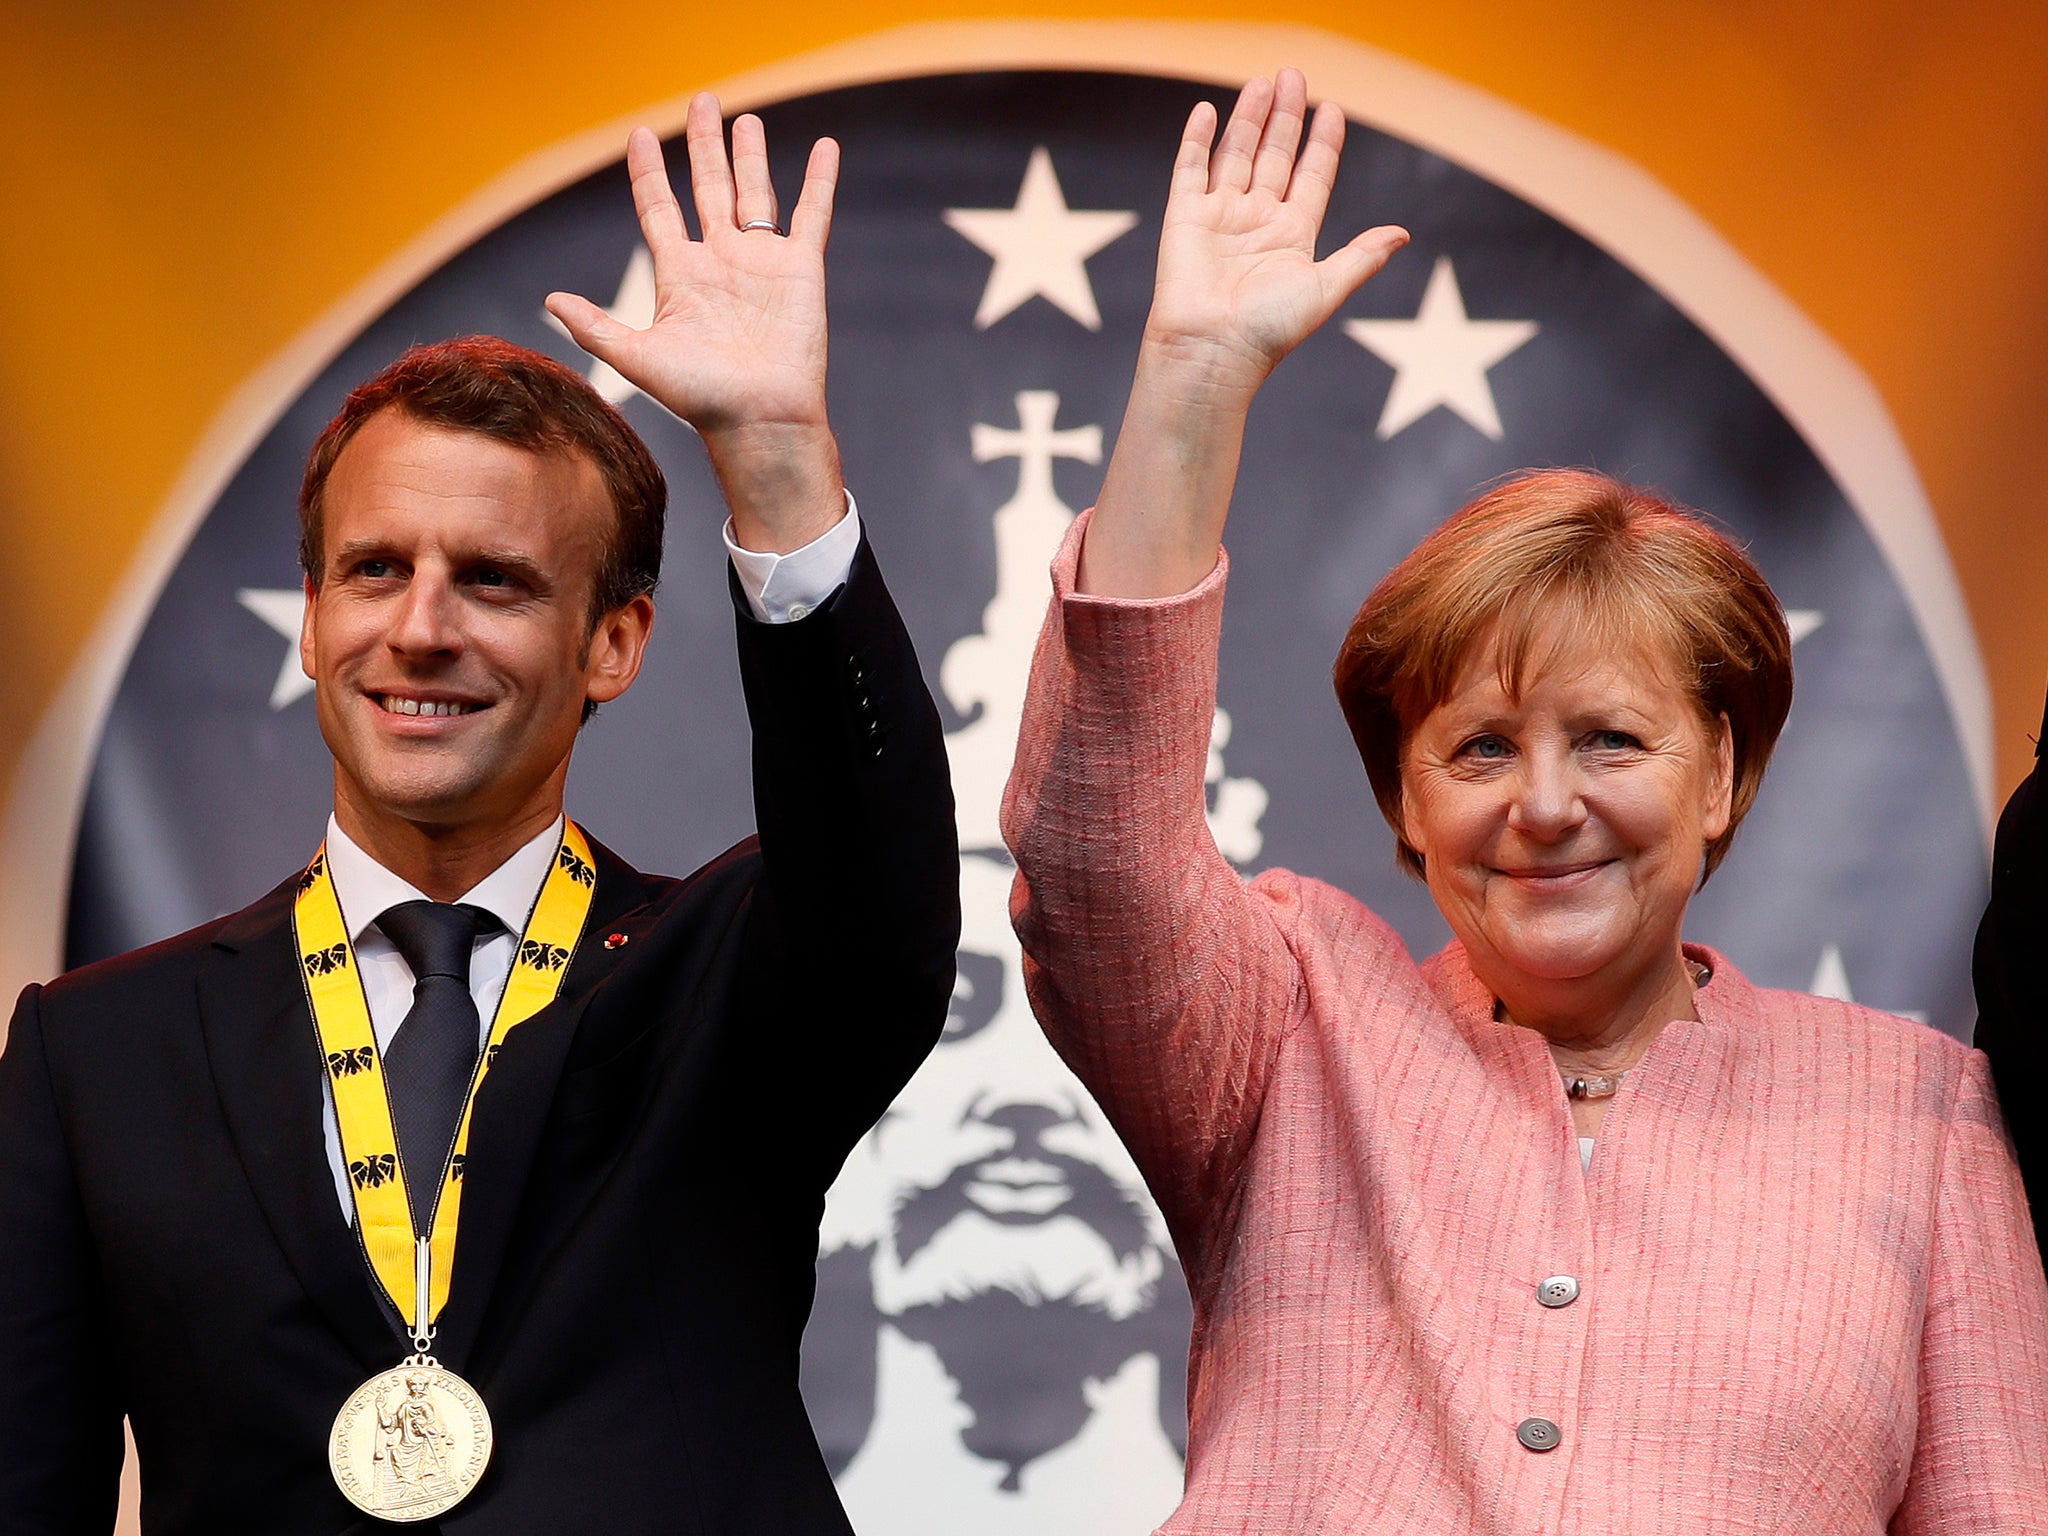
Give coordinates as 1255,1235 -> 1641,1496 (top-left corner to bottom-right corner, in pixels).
785,601 -> 813,621
1517,1417 -> 1562,1452
1537,1275 -> 1580,1308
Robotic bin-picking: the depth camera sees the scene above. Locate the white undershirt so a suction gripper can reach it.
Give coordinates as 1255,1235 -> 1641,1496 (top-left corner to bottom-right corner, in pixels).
1579,1137 -> 1596,1171
316,508 -> 862,1217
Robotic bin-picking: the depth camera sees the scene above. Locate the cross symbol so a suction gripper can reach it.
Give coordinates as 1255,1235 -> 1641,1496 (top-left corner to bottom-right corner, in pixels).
971,390 -> 1101,504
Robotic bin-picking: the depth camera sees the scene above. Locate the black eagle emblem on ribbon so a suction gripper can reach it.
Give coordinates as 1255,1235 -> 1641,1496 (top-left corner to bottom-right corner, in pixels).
485,1043 -> 502,1068
297,854 -> 327,893
348,1153 -> 397,1189
519,939 -> 569,972
557,846 -> 596,888
302,943 -> 349,977
325,1046 -> 375,1079
448,1154 -> 467,1184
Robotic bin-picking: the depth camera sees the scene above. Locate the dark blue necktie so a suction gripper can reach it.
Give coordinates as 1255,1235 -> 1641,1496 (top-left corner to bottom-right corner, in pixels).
377,901 -> 500,1234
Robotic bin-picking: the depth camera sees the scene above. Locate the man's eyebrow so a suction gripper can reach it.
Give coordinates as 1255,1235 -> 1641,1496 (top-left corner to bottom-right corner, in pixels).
327,539 -> 553,588
328,536 -> 403,565
463,548 -> 552,586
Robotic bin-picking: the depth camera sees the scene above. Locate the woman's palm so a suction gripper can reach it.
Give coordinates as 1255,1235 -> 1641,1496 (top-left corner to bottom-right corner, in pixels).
1144,77 -> 1406,392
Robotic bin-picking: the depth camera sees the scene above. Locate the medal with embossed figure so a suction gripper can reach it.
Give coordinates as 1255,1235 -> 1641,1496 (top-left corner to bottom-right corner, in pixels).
330,1232 -> 495,1521
295,828 -> 595,1519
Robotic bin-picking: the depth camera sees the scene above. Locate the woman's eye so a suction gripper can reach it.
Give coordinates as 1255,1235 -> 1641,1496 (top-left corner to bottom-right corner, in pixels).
1462,736 -> 1510,760
1589,730 -> 1637,751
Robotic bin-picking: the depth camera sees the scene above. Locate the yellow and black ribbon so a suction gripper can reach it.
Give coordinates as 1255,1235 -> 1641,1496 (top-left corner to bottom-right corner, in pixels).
292,823 -> 597,1328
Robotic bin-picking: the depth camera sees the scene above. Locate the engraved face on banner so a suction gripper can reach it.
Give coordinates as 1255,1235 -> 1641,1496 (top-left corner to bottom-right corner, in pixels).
816,852 -> 1189,1525
807,386 -> 1217,1524
65,62 -> 1985,1536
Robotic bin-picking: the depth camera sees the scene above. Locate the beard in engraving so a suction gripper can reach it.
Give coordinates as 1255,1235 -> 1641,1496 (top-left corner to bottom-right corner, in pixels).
812,854 -> 1189,1498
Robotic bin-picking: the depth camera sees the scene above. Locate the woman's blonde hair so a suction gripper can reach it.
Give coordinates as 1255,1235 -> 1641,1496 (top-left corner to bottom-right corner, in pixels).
1332,469 -> 1793,881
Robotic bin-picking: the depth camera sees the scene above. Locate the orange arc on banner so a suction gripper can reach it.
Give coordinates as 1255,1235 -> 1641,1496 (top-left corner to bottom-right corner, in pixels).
0,18 -> 1985,1020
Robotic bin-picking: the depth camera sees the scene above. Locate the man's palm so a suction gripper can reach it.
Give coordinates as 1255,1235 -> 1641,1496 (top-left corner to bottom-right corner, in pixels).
546,98 -> 839,435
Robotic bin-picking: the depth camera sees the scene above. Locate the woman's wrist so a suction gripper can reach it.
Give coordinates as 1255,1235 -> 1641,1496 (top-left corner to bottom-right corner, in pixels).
1133,321 -> 1270,418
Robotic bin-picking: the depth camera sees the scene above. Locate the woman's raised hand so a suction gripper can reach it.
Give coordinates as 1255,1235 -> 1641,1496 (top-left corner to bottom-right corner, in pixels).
1145,70 -> 1408,402
1079,71 -> 1407,598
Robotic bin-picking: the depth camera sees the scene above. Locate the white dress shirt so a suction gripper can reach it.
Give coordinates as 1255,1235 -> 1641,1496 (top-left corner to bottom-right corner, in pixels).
722,493 -> 864,622
317,507 -> 861,1217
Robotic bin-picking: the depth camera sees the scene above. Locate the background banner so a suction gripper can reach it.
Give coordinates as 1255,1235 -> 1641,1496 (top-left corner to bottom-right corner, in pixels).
3,10 -> 2043,1531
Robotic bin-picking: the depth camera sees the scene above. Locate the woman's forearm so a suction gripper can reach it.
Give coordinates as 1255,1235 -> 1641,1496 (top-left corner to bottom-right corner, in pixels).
1078,336 -> 1261,599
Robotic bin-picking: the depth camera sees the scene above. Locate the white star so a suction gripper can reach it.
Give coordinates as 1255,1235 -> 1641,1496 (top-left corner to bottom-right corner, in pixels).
944,148 -> 1138,331
1808,943 -> 1927,1024
1344,256 -> 1539,440
543,246 -> 656,405
237,587 -> 314,709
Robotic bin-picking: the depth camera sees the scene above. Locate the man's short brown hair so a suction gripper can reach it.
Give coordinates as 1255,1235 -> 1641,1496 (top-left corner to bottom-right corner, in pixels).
297,335 -> 666,625
1331,469 -> 1794,882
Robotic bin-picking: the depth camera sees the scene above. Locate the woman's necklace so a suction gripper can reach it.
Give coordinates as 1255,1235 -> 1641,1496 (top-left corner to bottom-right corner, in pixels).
1560,1068 -> 1627,1101
1553,960 -> 1711,1101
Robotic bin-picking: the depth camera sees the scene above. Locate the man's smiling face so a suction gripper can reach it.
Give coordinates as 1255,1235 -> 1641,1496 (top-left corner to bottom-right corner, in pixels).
299,408 -> 643,837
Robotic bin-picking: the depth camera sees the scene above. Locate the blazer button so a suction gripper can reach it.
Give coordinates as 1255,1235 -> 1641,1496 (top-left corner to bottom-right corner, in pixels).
1517,1417 -> 1562,1452
1536,1275 -> 1580,1308
786,601 -> 813,621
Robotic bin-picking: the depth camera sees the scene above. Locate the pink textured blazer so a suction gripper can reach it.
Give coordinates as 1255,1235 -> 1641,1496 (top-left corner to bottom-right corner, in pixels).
1002,517 -> 2048,1534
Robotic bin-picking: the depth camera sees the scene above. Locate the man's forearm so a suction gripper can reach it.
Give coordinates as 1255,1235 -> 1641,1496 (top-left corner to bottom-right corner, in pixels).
703,419 -> 846,556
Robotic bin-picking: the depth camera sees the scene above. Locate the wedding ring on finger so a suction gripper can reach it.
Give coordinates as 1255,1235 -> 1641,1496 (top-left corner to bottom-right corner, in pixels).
739,219 -> 783,235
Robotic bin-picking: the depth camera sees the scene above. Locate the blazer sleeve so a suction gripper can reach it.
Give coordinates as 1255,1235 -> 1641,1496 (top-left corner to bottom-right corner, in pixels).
1001,512 -> 1305,1273
728,532 -> 961,1172
0,985 -> 126,1534
1973,682 -> 2047,1270
1890,1049 -> 2048,1534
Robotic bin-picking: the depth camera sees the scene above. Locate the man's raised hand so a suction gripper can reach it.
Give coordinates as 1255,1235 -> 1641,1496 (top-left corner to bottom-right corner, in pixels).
546,94 -> 844,552
1144,69 -> 1408,403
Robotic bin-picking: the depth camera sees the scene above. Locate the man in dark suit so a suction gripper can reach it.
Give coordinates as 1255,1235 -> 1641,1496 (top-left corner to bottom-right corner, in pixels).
1977,682 -> 2047,1270
0,95 -> 958,1533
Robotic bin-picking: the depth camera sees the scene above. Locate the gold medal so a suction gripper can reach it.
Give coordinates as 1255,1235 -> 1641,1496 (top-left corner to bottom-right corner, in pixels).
294,824 -> 597,1518
329,1357 -> 493,1522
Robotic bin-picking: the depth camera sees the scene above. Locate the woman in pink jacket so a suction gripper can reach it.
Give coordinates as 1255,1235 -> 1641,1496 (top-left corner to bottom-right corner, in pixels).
1002,70 -> 2048,1532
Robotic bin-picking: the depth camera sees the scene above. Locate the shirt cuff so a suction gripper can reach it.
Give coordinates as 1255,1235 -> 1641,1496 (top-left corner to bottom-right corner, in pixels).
724,491 -> 862,623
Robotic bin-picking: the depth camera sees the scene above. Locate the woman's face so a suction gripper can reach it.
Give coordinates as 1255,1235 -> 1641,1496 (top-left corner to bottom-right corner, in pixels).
1399,622 -> 1733,1012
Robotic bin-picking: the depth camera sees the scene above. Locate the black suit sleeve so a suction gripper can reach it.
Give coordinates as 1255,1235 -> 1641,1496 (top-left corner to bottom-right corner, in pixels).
0,986 -> 125,1533
728,533 -> 961,1172
1975,683 -> 2048,1270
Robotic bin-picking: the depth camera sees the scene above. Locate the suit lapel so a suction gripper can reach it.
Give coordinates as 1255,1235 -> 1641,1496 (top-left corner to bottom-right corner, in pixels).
196,876 -> 397,1369
431,842 -> 663,1371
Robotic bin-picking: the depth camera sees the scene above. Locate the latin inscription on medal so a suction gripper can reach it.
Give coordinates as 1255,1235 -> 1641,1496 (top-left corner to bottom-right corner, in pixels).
329,1363 -> 493,1521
